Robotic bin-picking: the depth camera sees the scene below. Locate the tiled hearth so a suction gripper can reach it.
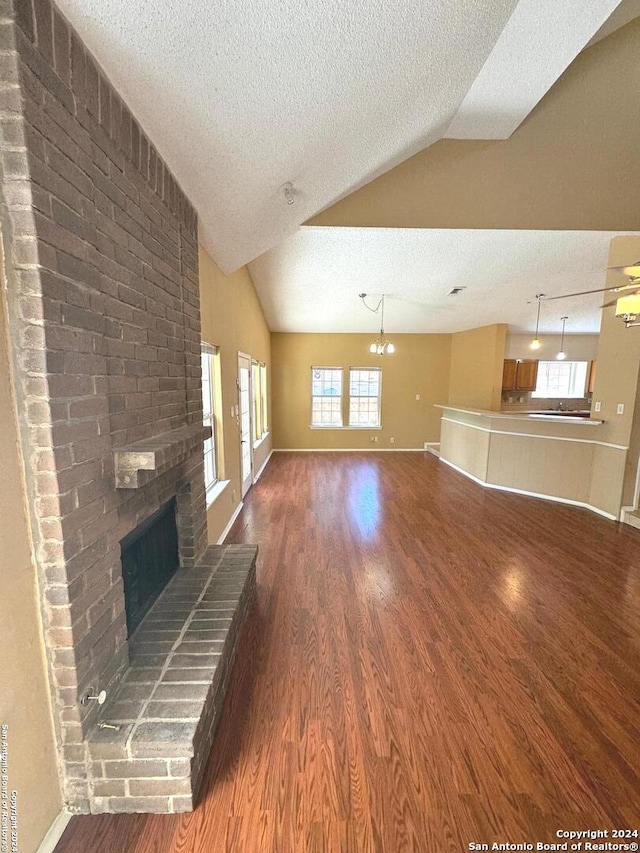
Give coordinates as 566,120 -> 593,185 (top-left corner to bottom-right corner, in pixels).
87,545 -> 257,814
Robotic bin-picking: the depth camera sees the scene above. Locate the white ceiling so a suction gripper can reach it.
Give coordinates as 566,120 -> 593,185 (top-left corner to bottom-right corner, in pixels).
56,0 -> 622,273
248,227 -> 640,335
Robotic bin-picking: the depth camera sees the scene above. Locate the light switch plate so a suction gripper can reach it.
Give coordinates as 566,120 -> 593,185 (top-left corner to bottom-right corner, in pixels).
594,401 -> 601,412
617,403 -> 625,415
415,394 -> 420,401
230,406 -> 234,418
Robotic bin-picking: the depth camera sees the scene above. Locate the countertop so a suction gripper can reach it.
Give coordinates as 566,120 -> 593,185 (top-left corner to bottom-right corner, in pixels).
435,404 -> 604,425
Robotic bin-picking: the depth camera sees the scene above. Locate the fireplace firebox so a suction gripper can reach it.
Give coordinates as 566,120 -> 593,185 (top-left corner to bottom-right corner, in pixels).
121,499 -> 180,636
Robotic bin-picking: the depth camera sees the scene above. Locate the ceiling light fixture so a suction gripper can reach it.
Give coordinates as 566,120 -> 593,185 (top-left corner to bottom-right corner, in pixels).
360,293 -> 395,355
615,293 -> 640,327
530,293 -> 545,350
557,316 -> 568,360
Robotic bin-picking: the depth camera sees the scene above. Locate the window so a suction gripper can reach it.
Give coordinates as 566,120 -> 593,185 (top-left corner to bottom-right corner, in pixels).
311,367 -> 343,426
532,361 -> 589,398
349,368 -> 381,427
252,360 -> 269,444
201,344 -> 221,502
260,363 -> 268,436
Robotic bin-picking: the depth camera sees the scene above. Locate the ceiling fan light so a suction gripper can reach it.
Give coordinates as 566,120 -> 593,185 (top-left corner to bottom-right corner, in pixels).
615,293 -> 640,320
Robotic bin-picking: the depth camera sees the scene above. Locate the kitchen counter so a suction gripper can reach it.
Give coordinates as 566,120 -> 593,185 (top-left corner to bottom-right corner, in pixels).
435,405 -> 624,520
435,404 -> 603,425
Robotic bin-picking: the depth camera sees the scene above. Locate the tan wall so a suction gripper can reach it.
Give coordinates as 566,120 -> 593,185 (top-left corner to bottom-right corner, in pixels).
440,417 -> 490,481
199,247 -> 272,542
271,333 -> 451,449
309,20 -> 640,232
505,334 -> 599,362
0,250 -> 61,852
593,236 -> 640,514
448,324 -> 506,411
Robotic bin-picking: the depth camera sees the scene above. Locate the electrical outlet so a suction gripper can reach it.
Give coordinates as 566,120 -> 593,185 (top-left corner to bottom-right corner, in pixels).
617,403 -> 625,415
370,436 -> 376,443
594,401 -> 601,412
373,436 -> 378,443
390,437 -> 395,444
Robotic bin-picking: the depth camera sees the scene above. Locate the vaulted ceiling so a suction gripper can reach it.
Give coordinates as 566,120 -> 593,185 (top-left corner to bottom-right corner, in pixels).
57,0 -> 639,333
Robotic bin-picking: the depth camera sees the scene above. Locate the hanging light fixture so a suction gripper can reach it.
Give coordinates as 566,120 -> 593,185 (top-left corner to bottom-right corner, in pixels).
360,293 -> 395,355
557,316 -> 568,360
530,294 -> 545,350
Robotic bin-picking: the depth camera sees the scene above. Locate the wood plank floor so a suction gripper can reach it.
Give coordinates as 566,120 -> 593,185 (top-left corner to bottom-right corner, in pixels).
56,452 -> 640,852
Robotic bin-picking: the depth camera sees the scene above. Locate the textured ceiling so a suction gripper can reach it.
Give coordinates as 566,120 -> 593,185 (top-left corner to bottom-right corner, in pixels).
445,0 -> 621,140
56,1 -> 621,272
248,228 -> 640,335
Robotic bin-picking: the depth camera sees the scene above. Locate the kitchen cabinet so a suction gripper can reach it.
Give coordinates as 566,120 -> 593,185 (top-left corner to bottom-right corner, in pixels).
502,359 -> 538,392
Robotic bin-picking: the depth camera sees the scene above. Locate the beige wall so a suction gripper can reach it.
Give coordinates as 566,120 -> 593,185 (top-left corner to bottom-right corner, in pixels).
199,247 -> 272,542
448,324 -> 506,411
309,20 -> 640,232
505,334 -> 599,362
271,333 -> 451,449
0,250 -> 61,852
593,236 -> 640,513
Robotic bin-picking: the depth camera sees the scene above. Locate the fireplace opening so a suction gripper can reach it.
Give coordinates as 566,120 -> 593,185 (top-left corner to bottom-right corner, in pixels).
121,498 -> 180,636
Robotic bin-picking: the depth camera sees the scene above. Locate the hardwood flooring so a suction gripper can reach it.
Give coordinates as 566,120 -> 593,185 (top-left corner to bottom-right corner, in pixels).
56,452 -> 640,852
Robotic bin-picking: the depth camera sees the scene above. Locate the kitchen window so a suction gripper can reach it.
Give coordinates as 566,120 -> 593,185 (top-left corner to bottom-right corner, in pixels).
349,367 -> 381,427
311,367 -> 343,427
531,361 -> 589,398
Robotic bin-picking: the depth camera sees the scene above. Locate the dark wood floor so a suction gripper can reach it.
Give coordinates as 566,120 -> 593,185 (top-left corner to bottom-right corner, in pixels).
56,452 -> 640,852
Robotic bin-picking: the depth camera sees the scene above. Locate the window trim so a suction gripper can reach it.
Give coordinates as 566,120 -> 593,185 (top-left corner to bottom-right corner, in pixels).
531,360 -> 590,399
310,366 -> 344,428
348,366 -> 382,428
201,343 -> 222,506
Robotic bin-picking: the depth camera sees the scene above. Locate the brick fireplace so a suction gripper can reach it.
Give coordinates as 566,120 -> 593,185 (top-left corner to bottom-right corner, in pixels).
0,0 -> 256,814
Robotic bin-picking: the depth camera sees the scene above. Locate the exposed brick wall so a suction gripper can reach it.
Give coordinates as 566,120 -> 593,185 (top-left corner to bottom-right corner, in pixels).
0,0 -> 207,810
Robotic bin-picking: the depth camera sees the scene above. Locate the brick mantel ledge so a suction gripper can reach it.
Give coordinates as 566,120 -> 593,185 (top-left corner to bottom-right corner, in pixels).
114,425 -> 212,489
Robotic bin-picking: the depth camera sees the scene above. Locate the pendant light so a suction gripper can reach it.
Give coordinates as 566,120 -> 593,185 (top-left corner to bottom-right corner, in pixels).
530,294 -> 544,350
360,293 -> 395,355
557,316 -> 568,360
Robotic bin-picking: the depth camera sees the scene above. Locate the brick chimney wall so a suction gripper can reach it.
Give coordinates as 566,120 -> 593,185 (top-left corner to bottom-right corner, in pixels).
0,0 -> 207,809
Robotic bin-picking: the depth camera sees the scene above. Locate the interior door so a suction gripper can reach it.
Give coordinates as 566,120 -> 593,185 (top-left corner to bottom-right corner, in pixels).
238,353 -> 253,497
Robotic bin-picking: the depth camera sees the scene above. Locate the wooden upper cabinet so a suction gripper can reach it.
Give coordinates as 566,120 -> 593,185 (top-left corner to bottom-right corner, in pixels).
502,360 -> 517,391
515,360 -> 538,391
502,359 -> 538,392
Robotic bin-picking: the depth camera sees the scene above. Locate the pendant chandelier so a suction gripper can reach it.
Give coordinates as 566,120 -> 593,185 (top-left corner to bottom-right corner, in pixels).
360,293 -> 395,355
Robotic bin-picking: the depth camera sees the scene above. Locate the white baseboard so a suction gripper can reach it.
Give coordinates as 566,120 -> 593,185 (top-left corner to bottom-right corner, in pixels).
37,810 -> 72,853
439,456 -> 618,521
253,449 -> 273,482
273,447 -> 425,453
217,501 -> 244,544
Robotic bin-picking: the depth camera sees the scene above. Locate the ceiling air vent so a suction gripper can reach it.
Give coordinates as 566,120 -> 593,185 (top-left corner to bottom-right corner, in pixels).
448,286 -> 467,296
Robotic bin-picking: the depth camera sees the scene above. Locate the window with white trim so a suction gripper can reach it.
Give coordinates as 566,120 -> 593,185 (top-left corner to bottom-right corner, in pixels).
311,367 -> 343,426
252,360 -> 269,443
349,367 -> 381,427
201,344 -> 221,502
531,361 -> 589,398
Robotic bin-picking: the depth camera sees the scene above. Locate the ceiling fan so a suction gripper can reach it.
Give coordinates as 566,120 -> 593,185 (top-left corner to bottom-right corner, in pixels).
542,261 -> 640,328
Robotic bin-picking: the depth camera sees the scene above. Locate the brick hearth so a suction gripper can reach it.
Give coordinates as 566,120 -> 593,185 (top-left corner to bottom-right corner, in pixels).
87,545 -> 257,814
